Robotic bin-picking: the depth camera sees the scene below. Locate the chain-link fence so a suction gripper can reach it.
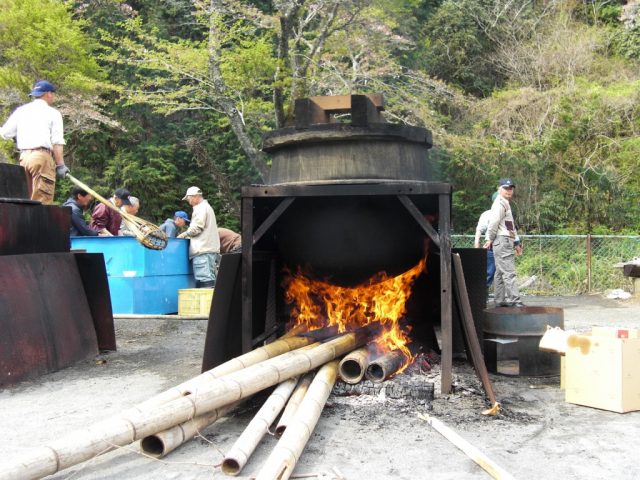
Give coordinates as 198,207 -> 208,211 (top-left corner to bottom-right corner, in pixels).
452,235 -> 640,295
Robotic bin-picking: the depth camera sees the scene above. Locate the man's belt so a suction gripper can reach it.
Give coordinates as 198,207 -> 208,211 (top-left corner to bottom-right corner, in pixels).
21,147 -> 53,155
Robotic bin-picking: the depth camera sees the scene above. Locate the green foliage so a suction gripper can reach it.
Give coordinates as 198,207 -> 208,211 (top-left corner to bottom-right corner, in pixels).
0,0 -> 103,92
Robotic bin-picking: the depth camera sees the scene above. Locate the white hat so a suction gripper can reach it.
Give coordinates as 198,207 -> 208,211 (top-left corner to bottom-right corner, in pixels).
182,186 -> 202,200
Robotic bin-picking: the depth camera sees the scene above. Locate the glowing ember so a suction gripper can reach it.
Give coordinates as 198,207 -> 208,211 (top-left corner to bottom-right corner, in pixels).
282,257 -> 427,365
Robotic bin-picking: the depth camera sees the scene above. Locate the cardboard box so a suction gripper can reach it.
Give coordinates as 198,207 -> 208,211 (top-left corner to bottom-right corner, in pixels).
178,288 -> 214,316
565,329 -> 640,413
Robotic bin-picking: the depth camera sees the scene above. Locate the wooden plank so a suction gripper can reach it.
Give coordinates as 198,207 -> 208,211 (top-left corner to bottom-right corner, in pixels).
452,253 -> 498,406
308,93 -> 385,112
439,193 -> 452,394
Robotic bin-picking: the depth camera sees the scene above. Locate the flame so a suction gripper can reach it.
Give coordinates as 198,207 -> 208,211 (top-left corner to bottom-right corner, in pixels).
282,257 -> 427,362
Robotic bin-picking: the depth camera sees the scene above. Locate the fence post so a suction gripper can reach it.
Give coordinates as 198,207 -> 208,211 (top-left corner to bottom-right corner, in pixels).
586,234 -> 592,293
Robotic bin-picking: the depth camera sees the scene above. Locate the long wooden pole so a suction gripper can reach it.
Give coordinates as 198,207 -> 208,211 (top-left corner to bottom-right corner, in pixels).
419,413 -> 516,480
452,253 -> 499,414
274,372 -> 314,438
0,332 -> 368,480
221,378 -> 299,476
255,361 -> 340,480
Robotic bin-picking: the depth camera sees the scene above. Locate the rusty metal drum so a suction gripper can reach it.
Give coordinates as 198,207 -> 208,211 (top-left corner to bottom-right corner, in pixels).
483,306 -> 564,376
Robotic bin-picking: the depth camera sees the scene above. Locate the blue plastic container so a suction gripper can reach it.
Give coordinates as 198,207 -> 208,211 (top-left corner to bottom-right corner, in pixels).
70,237 -> 194,314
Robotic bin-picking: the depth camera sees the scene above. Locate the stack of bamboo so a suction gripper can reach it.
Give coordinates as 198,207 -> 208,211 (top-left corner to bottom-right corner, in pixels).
0,327 -> 384,480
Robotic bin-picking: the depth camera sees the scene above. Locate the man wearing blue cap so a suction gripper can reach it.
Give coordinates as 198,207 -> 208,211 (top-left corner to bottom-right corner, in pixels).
160,211 -> 190,238
483,178 -> 524,307
0,80 -> 70,204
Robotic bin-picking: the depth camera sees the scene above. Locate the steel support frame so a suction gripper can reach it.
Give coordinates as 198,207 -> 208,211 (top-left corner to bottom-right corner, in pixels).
241,181 -> 453,394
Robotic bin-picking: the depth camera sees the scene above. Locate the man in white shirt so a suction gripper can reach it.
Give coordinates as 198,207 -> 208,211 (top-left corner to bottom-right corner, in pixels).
0,80 -> 70,204
483,178 -> 524,307
178,186 -> 221,288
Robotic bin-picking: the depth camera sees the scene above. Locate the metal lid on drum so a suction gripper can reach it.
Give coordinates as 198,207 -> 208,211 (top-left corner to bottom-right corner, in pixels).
483,306 -> 564,336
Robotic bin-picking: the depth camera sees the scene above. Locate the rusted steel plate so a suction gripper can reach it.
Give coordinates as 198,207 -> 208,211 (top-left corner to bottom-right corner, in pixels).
0,253 -> 98,386
0,202 -> 70,255
74,252 -> 116,351
201,252 -> 242,372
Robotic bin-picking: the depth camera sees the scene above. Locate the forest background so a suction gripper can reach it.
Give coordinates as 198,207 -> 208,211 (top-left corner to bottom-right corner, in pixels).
1,0 -> 639,235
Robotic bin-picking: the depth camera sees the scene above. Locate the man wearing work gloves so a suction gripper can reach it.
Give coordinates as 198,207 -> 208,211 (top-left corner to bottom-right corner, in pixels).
178,187 -> 220,288
483,178 -> 524,307
0,80 -> 70,203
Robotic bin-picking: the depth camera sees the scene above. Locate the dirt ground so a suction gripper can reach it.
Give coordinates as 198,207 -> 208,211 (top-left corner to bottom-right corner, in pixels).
2,295 -> 640,480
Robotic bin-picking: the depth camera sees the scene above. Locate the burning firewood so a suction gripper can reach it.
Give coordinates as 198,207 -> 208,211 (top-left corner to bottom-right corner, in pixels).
221,378 -> 299,476
255,361 -> 340,480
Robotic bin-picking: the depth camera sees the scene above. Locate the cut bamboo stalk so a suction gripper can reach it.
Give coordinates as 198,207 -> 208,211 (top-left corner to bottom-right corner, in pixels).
274,372 -> 315,438
221,378 -> 299,475
418,413 -> 516,480
365,348 -> 410,383
139,344 -> 319,459
140,402 -> 238,458
0,331 -> 369,480
255,360 -> 340,480
132,335 -> 313,415
338,346 -> 372,384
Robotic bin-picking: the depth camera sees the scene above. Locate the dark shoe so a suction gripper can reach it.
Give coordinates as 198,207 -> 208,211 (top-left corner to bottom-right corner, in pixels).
497,302 -> 511,307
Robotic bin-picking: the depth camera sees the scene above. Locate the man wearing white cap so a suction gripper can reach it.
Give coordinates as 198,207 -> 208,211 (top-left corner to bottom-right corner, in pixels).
178,186 -> 221,288
0,80 -> 70,204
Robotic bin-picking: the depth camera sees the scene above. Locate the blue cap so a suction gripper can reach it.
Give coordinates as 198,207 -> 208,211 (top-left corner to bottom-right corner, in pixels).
29,80 -> 56,97
175,210 -> 190,223
498,178 -> 515,188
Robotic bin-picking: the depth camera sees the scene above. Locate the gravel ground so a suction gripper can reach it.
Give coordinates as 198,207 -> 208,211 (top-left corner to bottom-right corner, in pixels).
1,295 -> 640,479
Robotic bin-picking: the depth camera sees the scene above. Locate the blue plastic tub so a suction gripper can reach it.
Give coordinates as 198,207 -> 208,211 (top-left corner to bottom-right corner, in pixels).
70,237 -> 194,314
70,236 -> 191,277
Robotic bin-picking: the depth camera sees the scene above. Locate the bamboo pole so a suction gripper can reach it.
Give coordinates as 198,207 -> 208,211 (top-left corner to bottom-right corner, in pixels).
365,348 -> 410,383
255,361 -> 340,480
132,335 -> 313,414
418,413 -> 516,480
139,344 -> 320,459
274,372 -> 315,438
140,403 -> 238,458
338,346 -> 371,384
0,331 -> 369,480
221,378 -> 299,476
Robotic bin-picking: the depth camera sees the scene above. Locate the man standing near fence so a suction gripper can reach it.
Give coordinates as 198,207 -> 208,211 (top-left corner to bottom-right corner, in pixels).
484,178 -> 524,307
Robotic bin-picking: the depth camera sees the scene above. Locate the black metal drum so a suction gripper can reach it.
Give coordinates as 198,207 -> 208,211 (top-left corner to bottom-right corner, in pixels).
483,306 -> 564,376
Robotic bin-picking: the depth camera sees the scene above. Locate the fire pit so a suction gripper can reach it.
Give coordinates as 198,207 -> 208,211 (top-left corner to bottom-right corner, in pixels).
236,94 -> 457,394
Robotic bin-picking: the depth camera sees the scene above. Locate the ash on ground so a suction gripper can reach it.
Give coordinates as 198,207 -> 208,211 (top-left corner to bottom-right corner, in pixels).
329,352 -> 545,429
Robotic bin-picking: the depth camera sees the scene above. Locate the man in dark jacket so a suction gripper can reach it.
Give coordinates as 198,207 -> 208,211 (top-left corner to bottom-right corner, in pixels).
90,187 -> 131,235
63,187 -> 110,236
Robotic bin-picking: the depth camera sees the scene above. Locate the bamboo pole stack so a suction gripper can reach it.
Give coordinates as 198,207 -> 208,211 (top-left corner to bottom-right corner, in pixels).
274,372 -> 314,437
256,361 -> 340,480
221,378 -> 299,475
0,331 -> 369,480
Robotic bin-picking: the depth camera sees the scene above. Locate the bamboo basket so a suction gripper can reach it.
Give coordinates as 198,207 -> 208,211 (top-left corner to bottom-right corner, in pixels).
66,173 -> 168,250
